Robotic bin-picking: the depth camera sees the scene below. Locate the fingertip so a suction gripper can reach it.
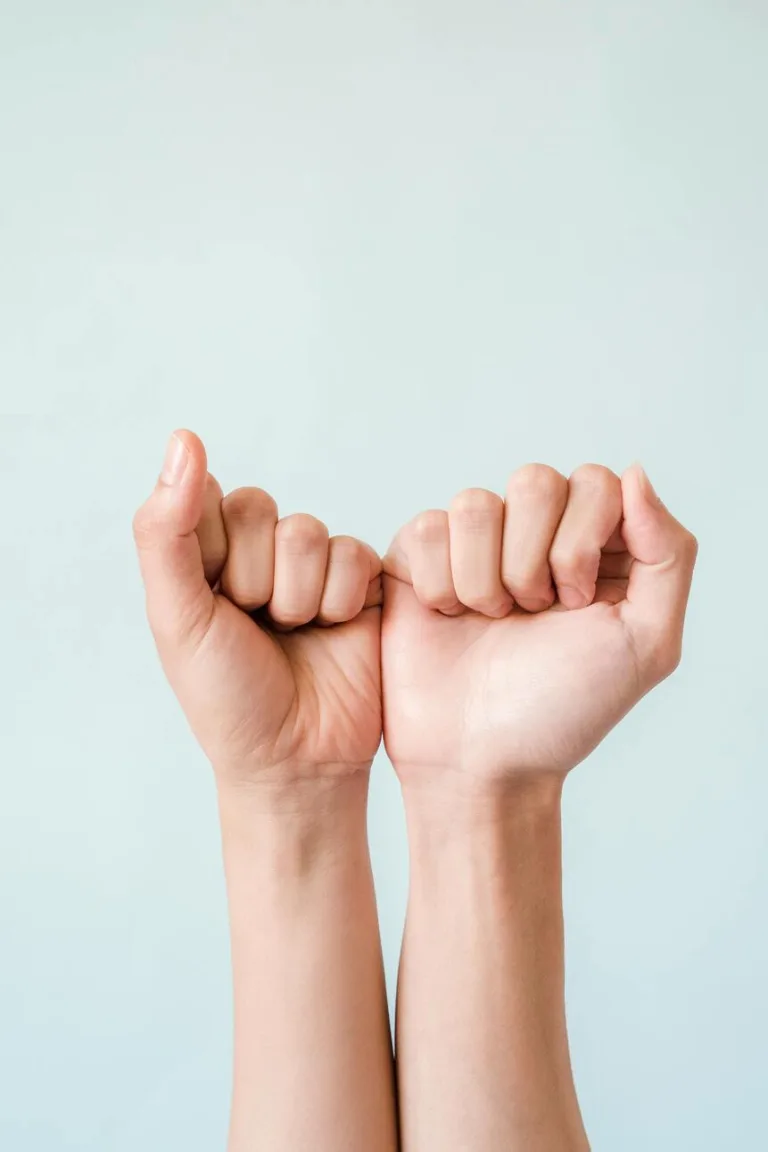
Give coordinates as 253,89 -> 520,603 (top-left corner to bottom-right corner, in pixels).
621,463 -> 688,568
622,462 -> 664,516
172,428 -> 208,471
150,429 -> 208,537
133,434 -> 214,647
557,585 -> 591,610
620,466 -> 697,660
157,430 -> 207,488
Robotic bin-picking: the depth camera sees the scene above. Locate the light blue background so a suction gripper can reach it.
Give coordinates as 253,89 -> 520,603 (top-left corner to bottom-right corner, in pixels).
1,2 -> 766,1148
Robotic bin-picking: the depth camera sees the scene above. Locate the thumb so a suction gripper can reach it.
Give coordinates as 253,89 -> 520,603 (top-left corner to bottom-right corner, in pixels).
620,464 -> 698,673
133,429 -> 214,651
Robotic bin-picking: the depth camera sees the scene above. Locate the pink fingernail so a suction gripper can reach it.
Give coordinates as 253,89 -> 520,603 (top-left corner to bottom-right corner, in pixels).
160,434 -> 188,486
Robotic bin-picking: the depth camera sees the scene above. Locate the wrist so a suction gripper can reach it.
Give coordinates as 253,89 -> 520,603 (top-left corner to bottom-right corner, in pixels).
217,769 -> 371,883
399,766 -> 564,827
400,769 -> 563,877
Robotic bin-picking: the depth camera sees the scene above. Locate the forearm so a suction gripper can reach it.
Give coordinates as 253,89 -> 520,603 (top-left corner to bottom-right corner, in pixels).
219,772 -> 398,1152
397,775 -> 588,1152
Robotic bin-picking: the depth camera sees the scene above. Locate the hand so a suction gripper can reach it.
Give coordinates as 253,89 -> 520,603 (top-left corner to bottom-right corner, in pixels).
133,430 -> 382,789
381,463 -> 697,789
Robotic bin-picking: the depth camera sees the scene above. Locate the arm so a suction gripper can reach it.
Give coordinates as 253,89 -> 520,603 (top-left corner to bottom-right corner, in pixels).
221,777 -> 397,1152
382,462 -> 697,1151
398,779 -> 587,1151
133,430 -> 398,1152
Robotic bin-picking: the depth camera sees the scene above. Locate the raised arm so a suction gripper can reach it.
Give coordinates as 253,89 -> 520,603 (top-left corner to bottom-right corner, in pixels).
382,463 -> 697,1151
398,776 -> 586,1150
134,430 -> 398,1152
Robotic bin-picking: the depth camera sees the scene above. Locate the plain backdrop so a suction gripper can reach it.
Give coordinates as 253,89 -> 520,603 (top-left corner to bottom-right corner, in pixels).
1,2 -> 766,1149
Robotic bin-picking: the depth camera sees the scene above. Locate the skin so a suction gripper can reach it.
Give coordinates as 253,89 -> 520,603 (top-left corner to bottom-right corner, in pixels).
381,462 -> 697,1151
133,429 -> 398,1152
135,434 -> 696,1152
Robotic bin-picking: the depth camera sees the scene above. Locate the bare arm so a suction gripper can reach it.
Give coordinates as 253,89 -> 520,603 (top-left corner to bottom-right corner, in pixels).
382,462 -> 697,1151
398,779 -> 587,1151
221,777 -> 397,1152
133,430 -> 399,1152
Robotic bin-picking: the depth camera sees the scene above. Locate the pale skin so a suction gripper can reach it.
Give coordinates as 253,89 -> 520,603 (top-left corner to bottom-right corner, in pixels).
133,430 -> 397,1152
134,433 -> 696,1151
382,463 -> 697,1150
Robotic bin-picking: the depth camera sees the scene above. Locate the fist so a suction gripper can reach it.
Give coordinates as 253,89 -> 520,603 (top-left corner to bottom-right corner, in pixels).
133,431 -> 383,786
381,464 -> 697,788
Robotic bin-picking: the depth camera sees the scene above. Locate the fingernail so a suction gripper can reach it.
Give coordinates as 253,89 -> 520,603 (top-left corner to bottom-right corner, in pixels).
515,595 -> 554,613
160,434 -> 188,486
558,586 -> 588,610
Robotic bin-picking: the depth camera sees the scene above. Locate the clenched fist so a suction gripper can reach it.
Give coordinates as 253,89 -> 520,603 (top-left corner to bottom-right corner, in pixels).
381,463 -> 697,789
133,430 -> 382,788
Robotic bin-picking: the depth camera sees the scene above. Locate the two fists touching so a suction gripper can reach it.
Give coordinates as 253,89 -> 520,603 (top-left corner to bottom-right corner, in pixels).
133,430 -> 697,794
132,428 -> 697,1152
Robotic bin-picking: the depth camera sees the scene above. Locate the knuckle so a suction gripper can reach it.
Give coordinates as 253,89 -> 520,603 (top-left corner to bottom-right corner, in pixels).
177,603 -> 216,653
507,464 -> 565,501
132,504 -> 156,547
224,574 -> 270,609
277,514 -> 328,549
450,488 -> 502,522
147,594 -> 213,653
320,592 -> 361,624
570,463 -> 619,493
550,543 -> 595,579
680,529 -> 699,564
329,535 -> 365,564
410,509 -> 448,545
222,487 -> 278,524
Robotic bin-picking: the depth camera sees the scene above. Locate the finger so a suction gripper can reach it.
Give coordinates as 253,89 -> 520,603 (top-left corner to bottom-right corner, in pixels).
196,474 -> 228,585
220,487 -> 279,610
387,510 -> 463,615
317,536 -> 377,624
594,524 -> 633,594
363,549 -> 384,610
361,542 -> 383,609
132,429 -> 214,650
268,514 -> 329,628
448,489 -> 513,617
549,464 -> 623,609
619,464 -> 698,673
501,465 -> 568,611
